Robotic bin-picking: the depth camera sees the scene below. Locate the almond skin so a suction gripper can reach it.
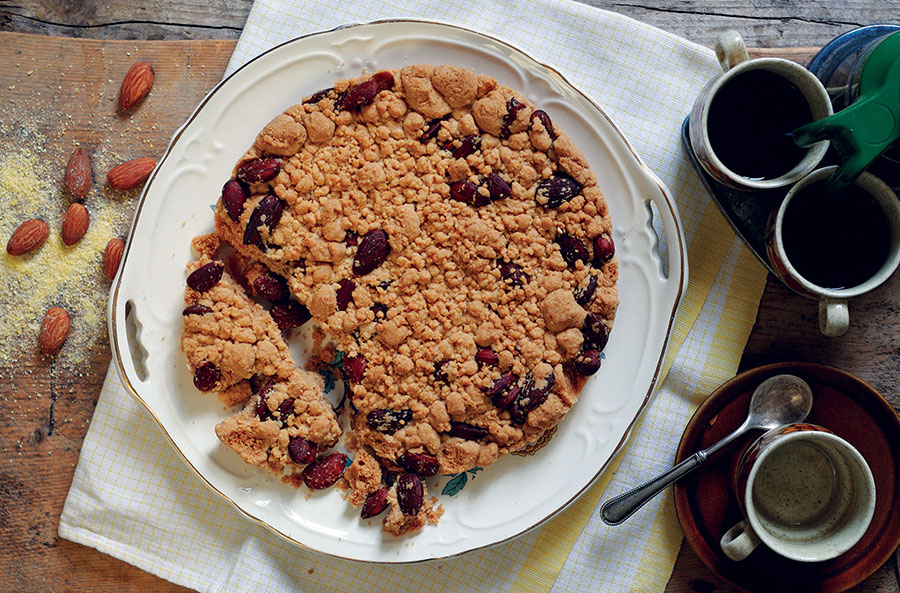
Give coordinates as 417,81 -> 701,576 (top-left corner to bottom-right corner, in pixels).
119,61 -> 154,111
103,237 -> 125,280
7,218 -> 49,255
107,157 -> 156,190
64,146 -> 92,200
39,307 -> 71,356
61,203 -> 90,246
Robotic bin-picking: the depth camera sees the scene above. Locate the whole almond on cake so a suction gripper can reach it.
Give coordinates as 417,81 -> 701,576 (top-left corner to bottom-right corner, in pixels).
119,61 -> 155,111
39,306 -> 71,356
107,157 -> 156,190
64,146 -> 92,200
7,218 -> 49,255
61,203 -> 90,246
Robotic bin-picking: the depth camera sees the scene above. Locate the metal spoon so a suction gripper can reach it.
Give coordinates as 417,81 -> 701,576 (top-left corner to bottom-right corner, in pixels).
600,374 -> 814,526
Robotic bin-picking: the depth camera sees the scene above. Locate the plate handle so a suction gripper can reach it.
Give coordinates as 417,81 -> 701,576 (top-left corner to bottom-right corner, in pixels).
643,171 -> 687,302
109,291 -> 150,386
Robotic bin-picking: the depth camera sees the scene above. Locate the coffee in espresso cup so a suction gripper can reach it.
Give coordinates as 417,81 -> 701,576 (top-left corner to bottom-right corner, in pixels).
720,423 -> 876,563
689,30 -> 833,190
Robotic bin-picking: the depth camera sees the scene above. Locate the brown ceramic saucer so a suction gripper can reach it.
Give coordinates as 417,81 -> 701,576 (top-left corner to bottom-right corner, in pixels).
673,362 -> 900,593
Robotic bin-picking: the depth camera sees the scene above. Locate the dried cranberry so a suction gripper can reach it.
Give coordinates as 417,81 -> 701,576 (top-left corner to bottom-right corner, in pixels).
498,260 -> 529,287
574,349 -> 603,376
193,362 -> 219,392
303,87 -> 333,104
450,180 -> 478,205
371,71 -> 395,91
255,380 -> 275,421
582,313 -> 610,351
475,347 -> 499,366
361,487 -> 390,519
277,398 -> 295,420
433,360 -> 449,384
593,233 -> 615,264
270,300 -> 311,330
302,453 -> 348,489
573,275 -> 598,306
530,109 -> 557,139
242,195 -> 284,248
221,179 -> 249,221
494,383 -> 520,409
288,437 -> 316,465
500,97 -> 526,140
237,158 -> 281,183
556,233 -> 589,268
484,371 -> 515,398
510,371 -> 556,424
187,262 -> 224,292
397,473 -> 424,516
448,422 -> 488,440
353,229 -> 391,275
371,303 -> 388,318
343,354 -> 366,384
535,174 -> 582,208
366,409 -> 412,434
336,278 -> 355,311
182,304 -> 212,316
396,452 -> 439,477
336,79 -> 380,111
451,135 -> 481,159
484,173 -> 510,201
344,230 -> 359,246
252,271 -> 289,303
421,117 -> 446,141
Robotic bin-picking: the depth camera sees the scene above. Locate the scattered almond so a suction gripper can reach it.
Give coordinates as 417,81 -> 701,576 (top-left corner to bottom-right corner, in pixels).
119,61 -> 155,111
64,146 -> 92,200
104,237 -> 125,280
6,218 -> 49,255
107,157 -> 156,190
39,306 -> 71,356
61,202 -> 90,246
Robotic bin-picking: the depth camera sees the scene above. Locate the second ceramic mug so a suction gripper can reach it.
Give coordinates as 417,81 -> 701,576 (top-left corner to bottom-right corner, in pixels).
689,30 -> 833,190
765,167 -> 900,337
720,423 -> 876,563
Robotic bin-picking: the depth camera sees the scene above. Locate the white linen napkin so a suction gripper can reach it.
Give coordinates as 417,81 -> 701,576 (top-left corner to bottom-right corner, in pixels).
59,1 -> 769,592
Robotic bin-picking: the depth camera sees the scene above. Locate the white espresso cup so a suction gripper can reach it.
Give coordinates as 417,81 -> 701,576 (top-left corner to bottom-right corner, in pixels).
765,167 -> 900,337
689,30 -> 833,190
720,423 -> 876,563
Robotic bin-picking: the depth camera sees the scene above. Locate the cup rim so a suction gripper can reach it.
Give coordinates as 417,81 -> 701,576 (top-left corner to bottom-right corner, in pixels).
772,167 -> 900,297
743,429 -> 876,562
696,57 -> 833,190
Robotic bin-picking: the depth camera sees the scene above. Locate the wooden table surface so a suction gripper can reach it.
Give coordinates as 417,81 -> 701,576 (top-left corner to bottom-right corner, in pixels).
2,2 -> 900,592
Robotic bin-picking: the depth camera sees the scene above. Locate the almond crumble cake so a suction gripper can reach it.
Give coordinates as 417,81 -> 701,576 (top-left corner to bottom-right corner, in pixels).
181,64 -> 617,536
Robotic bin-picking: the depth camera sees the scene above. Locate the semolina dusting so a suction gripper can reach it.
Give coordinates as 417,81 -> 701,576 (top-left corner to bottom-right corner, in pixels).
0,133 -> 134,370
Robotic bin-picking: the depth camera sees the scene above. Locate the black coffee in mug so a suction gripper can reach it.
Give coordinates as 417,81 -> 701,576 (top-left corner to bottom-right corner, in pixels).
782,180 -> 891,289
707,70 -> 812,180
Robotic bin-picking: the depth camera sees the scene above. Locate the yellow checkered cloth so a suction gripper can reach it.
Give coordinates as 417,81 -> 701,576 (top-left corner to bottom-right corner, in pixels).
59,1 -> 768,591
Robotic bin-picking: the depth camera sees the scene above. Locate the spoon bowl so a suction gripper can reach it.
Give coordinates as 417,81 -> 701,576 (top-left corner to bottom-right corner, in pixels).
600,374 -> 813,525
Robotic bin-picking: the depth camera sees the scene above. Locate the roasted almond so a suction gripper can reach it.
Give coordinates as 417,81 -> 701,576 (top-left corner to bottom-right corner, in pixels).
119,61 -> 154,111
7,218 -> 49,255
107,157 -> 156,190
103,237 -> 125,280
39,307 -> 71,356
64,146 -> 92,200
61,203 -> 90,246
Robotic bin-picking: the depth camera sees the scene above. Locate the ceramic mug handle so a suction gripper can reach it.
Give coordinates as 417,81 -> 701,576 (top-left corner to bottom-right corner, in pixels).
819,297 -> 850,337
715,30 -> 750,72
720,519 -> 762,561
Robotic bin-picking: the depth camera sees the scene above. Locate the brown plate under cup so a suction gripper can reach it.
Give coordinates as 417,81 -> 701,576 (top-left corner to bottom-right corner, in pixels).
673,362 -> 900,593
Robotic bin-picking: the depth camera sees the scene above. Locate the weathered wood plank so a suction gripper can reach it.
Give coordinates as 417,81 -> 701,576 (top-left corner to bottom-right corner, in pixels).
3,0 -> 900,45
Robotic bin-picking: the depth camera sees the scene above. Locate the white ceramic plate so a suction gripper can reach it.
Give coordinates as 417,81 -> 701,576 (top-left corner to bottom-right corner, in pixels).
109,20 -> 686,563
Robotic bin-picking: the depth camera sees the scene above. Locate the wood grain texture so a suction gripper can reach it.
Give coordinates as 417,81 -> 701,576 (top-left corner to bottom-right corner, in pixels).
0,3 -> 898,591
3,0 -> 900,46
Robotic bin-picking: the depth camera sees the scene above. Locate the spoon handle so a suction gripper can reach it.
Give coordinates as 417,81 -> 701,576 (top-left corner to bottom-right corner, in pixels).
600,451 -> 707,526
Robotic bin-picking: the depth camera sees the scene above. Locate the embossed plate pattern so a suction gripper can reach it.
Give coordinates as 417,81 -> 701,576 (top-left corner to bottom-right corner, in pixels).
109,20 -> 687,562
